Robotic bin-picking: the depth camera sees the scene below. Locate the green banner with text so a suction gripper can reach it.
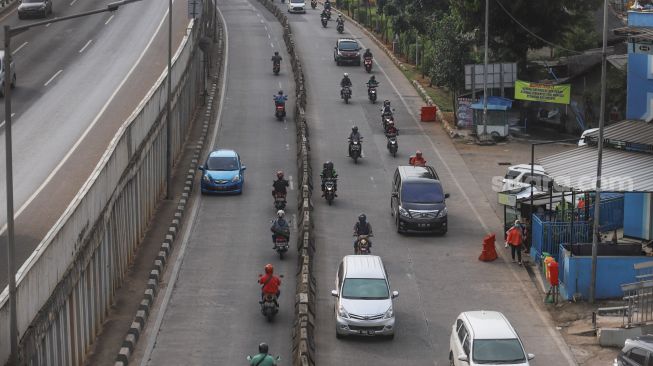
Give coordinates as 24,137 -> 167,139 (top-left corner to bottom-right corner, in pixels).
514,80 -> 571,104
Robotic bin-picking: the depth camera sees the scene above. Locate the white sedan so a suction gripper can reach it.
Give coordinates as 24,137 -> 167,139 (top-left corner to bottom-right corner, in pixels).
287,0 -> 306,13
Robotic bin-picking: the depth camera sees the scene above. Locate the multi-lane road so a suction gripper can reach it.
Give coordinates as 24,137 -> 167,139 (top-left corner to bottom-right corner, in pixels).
0,0 -> 190,287
127,1 -> 582,366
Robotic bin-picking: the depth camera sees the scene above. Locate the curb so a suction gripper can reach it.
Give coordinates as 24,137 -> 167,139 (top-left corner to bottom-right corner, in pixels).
256,1 -> 316,365
328,4 -> 461,139
112,15 -> 226,366
0,0 -> 17,18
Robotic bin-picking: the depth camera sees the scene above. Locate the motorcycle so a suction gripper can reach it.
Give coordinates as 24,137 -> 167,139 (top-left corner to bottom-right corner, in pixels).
341,85 -> 351,104
336,22 -> 344,33
325,8 -> 331,19
321,15 -> 328,27
382,116 -> 394,132
275,103 -> 286,121
311,0 -> 316,8
323,178 -> 336,205
273,234 -> 289,259
273,191 -> 286,210
367,85 -> 377,104
363,56 -> 373,73
348,137 -> 362,163
386,132 -> 398,157
354,234 -> 372,254
273,62 -> 280,75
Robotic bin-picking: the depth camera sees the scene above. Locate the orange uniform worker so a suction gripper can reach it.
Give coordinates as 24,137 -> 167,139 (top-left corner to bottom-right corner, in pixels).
506,220 -> 524,265
408,150 -> 427,166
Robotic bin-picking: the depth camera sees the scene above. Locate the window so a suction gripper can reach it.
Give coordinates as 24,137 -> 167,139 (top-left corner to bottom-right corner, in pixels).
472,339 -> 526,363
457,322 -> 467,343
341,278 -> 389,299
339,42 -> 359,51
627,347 -> 648,365
400,182 -> 444,203
463,336 -> 470,356
337,264 -> 344,288
206,156 -> 238,171
504,170 -> 520,180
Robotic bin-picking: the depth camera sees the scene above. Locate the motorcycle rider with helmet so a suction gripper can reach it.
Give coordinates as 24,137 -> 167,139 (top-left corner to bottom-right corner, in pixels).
385,119 -> 399,136
381,99 -> 393,115
353,213 -> 373,250
320,161 -> 338,196
272,170 -> 289,198
363,48 -> 373,60
273,90 -> 287,107
348,125 -> 362,157
340,73 -> 352,99
271,51 -> 282,67
409,150 -> 427,166
336,14 -> 344,28
270,210 -> 290,245
324,0 -> 331,10
258,264 -> 281,306
248,343 -> 279,366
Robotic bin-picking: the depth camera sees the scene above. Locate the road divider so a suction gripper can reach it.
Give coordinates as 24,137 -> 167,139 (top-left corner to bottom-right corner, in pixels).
255,1 -> 315,365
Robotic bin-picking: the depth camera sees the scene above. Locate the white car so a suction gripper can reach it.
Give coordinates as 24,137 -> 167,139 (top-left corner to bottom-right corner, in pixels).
450,311 -> 534,366
287,0 -> 306,13
501,164 -> 552,192
578,128 -> 599,146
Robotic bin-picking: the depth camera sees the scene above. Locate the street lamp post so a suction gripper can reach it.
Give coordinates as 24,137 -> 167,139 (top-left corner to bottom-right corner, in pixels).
166,0 -> 172,199
3,1 -> 142,362
481,0 -> 489,137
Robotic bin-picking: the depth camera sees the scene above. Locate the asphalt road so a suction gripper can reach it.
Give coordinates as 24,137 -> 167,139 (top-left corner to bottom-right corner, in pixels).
134,0 -> 299,364
288,8 -> 578,366
0,0 -> 190,287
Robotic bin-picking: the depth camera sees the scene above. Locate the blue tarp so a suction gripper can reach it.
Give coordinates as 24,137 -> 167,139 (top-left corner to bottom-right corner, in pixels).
471,96 -> 513,111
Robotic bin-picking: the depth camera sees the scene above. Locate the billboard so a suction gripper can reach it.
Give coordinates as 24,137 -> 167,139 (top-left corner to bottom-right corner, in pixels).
465,63 -> 517,90
514,80 -> 571,105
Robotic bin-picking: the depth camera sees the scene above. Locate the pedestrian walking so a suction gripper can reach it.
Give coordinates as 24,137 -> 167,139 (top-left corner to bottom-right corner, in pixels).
506,220 -> 524,265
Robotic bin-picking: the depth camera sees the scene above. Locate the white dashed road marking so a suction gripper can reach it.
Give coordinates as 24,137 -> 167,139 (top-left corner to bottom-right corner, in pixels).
44,70 -> 63,87
14,42 -> 28,54
105,14 -> 115,25
79,40 -> 92,53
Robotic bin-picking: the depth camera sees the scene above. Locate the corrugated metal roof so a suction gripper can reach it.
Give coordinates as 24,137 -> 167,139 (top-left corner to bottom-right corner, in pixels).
538,147 -> 653,192
586,120 -> 653,146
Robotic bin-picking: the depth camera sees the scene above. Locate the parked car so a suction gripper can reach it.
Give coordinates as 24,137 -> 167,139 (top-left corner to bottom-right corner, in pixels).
614,335 -> 653,366
287,0 -> 306,13
334,38 -> 361,66
501,164 -> 553,192
390,165 -> 449,234
0,51 -> 16,97
18,0 -> 53,19
199,149 -> 246,194
332,255 -> 398,339
450,311 -> 534,366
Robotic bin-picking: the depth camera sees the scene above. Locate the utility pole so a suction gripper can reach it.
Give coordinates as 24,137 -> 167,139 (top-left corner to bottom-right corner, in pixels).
166,0 -> 173,199
590,0 -> 609,304
482,0 -> 489,137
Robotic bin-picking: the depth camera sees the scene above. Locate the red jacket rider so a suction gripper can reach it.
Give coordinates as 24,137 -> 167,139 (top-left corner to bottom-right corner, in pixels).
259,264 -> 281,297
409,150 -> 427,166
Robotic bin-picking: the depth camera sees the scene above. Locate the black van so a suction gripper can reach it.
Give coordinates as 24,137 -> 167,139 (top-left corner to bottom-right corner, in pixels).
390,165 -> 449,234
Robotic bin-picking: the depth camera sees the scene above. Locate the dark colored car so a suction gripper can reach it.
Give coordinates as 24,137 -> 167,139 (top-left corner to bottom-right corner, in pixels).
199,149 -> 246,194
615,336 -> 653,366
334,38 -> 361,66
390,165 -> 449,234
18,0 -> 53,19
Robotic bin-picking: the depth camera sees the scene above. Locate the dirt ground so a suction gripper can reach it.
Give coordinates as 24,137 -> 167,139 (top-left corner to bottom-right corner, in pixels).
450,128 -> 621,365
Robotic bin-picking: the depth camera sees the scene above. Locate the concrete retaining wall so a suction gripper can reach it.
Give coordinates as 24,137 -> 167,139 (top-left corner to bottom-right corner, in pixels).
255,1 -> 316,365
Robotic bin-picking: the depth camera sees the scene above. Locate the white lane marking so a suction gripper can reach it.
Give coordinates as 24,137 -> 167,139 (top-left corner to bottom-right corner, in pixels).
288,175 -> 294,190
278,81 -> 282,89
270,42 -> 274,48
14,42 -> 28,54
79,40 -> 93,53
268,33 -> 271,39
292,214 -> 297,230
260,19 -> 264,23
44,70 -> 63,86
0,113 -> 17,129
0,2 -> 172,236
351,29 -> 577,366
45,23 -> 51,27
285,143 -> 290,151
105,14 -> 115,25
140,4 -> 230,363
70,0 -> 79,5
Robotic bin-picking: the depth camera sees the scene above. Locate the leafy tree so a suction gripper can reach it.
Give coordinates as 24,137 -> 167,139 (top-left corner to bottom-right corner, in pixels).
449,0 -> 601,65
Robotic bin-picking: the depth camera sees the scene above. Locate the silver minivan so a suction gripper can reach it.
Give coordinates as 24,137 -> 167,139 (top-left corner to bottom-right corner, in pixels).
331,255 -> 398,339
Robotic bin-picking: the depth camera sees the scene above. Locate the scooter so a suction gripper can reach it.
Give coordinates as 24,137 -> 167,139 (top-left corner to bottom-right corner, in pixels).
321,15 -> 328,27
275,103 -> 286,121
363,56 -> 373,73
367,85 -> 377,104
311,0 -> 317,8
337,22 -> 344,33
354,234 -> 372,254
341,85 -> 351,104
273,192 -> 286,210
348,137 -> 362,164
273,235 -> 289,259
273,62 -> 280,75
323,178 -> 337,205
386,133 -> 398,157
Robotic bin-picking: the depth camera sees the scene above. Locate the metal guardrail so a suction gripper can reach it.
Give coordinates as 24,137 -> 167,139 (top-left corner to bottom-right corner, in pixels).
0,4 -> 213,365
621,279 -> 653,328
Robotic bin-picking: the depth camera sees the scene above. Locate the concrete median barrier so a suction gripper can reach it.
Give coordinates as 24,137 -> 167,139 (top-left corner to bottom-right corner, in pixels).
256,0 -> 316,364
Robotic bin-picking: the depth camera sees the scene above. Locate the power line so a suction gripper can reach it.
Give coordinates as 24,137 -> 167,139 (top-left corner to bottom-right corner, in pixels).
493,0 -> 584,55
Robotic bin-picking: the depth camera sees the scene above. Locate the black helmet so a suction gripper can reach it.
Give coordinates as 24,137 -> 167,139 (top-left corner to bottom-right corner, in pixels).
366,48 -> 371,53
259,343 -> 269,354
358,213 -> 367,222
323,162 -> 329,169
278,90 -> 284,95
274,51 -> 279,55
352,125 -> 358,132
370,75 -> 376,81
326,161 -> 333,170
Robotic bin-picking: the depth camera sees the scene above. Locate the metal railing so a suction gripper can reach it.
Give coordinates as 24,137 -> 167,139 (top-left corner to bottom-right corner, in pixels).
0,3 -> 214,364
622,279 -> 653,328
531,214 -> 592,262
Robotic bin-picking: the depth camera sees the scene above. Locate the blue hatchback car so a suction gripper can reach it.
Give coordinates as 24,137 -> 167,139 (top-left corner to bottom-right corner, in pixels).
199,149 -> 246,194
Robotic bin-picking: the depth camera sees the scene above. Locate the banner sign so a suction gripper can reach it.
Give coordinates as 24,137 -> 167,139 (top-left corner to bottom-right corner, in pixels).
514,80 -> 571,105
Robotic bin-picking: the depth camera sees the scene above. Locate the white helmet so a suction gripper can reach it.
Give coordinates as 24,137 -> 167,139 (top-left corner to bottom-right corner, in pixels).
343,73 -> 349,77
277,210 -> 285,218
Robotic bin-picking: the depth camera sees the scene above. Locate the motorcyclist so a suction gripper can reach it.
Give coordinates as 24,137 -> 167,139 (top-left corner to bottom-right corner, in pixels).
258,264 -> 282,306
385,119 -> 398,136
363,48 -> 373,60
353,213 -> 373,250
271,51 -> 282,66
270,210 -> 290,244
248,343 -> 279,366
273,90 -> 287,106
320,9 -> 329,19
381,99 -> 393,115
324,0 -> 331,10
340,73 -> 352,98
348,125 -> 362,156
366,75 -> 379,92
409,150 -> 427,166
336,14 -> 344,27
320,161 -> 338,196
272,170 -> 289,198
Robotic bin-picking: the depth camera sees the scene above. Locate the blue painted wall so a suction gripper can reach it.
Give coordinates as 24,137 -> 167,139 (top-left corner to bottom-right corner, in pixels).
627,12 -> 653,120
559,251 -> 652,300
624,193 -> 653,240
